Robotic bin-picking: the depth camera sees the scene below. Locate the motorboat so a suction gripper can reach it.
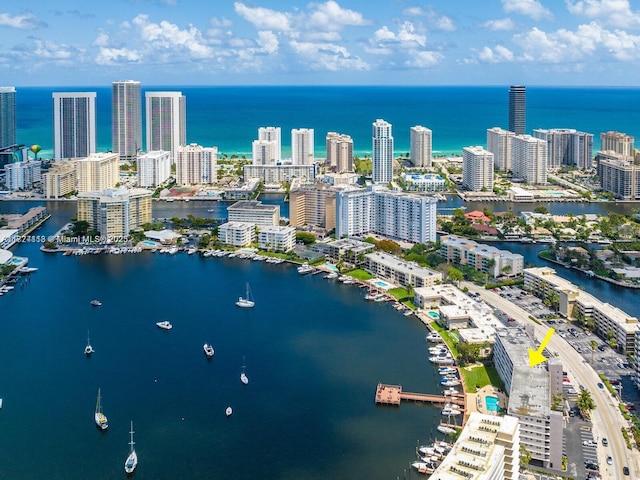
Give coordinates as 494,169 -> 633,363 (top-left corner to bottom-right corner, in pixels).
425,332 -> 442,342
430,347 -> 448,354
441,378 -> 461,387
90,299 -> 102,307
430,355 -> 454,365
411,462 -> 435,474
124,421 -> 138,475
437,424 -> 456,435
235,283 -> 255,308
85,331 -> 94,356
94,388 -> 108,430
297,263 -> 314,274
438,367 -> 457,375
324,272 -> 338,279
203,343 -> 214,358
443,387 -> 460,395
240,358 -> 249,384
225,406 -> 233,417
441,407 -> 461,416
156,321 -> 173,330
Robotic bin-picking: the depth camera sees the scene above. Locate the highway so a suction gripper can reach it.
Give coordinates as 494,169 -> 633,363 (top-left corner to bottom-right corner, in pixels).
462,281 -> 639,480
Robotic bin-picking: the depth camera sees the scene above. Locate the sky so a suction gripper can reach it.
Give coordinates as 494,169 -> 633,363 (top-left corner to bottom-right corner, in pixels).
2,0 -> 640,86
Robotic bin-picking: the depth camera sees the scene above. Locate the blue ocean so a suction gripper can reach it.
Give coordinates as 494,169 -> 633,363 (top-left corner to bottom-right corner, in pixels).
15,86 -> 640,159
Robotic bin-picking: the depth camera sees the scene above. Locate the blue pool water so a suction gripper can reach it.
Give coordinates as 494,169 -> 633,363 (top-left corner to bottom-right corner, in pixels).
485,395 -> 500,412
428,311 -> 440,319
326,264 -> 338,271
141,240 -> 156,247
373,280 -> 391,289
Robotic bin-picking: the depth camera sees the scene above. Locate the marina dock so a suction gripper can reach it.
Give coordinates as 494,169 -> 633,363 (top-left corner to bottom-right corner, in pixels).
375,383 -> 465,407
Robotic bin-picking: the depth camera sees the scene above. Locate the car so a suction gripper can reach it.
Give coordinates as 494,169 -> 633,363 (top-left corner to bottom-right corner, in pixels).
623,466 -> 629,475
598,345 -> 606,351
602,437 -> 608,446
607,456 -> 613,465
583,440 -> 596,447
597,382 -> 604,389
579,384 -> 586,391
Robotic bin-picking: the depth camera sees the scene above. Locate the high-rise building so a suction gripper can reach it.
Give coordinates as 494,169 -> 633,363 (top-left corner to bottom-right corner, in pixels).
42,161 -> 76,199
251,139 -> 278,166
601,131 -> 634,157
52,92 -> 97,160
462,146 -> 494,192
145,91 -> 186,162
5,161 -> 41,191
409,126 -> 432,168
486,127 -> 514,172
0,87 -> 16,149
289,183 -> 336,230
75,152 -> 119,193
112,80 -> 142,163
511,134 -> 548,184
372,119 -> 393,183
291,128 -> 314,165
175,143 -> 217,186
137,150 -> 172,188
596,151 -> 639,200
533,128 -> 593,170
258,127 -> 281,163
508,85 -> 526,135
326,132 -> 353,172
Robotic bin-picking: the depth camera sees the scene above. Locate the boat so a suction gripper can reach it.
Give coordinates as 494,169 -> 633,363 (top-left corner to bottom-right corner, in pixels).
411,462 -> 435,474
430,347 -> 448,354
441,378 -> 461,386
225,406 -> 233,417
438,367 -> 457,375
324,272 -> 339,279
124,421 -> 138,474
90,299 -> 102,307
403,310 -> 414,316
430,355 -> 454,365
297,263 -> 314,274
426,332 -> 442,342
84,331 -> 94,356
235,283 -> 255,308
437,424 -> 456,435
240,357 -> 249,385
443,387 -> 460,395
94,388 -> 108,430
203,343 -> 214,358
156,321 -> 173,330
441,406 -> 462,416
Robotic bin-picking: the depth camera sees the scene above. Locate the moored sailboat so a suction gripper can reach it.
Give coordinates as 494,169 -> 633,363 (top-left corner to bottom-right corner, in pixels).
84,331 -> 94,356
240,357 -> 249,384
124,421 -> 138,474
235,283 -> 255,308
94,388 -> 108,430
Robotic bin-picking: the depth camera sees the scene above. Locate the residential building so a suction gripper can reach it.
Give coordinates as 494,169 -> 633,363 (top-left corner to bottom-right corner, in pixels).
145,91 -> 186,161
5,161 -> 41,191
258,127 -> 281,163
326,132 -> 353,172
372,119 -> 393,183
258,225 -> 296,252
75,152 -> 119,193
112,80 -> 142,162
486,127 -> 514,172
252,139 -> 278,165
363,251 -> 442,288
0,87 -> 16,150
321,172 -> 359,186
462,146 -> 494,192
289,183 -> 336,230
311,238 -> 375,265
243,164 -> 316,183
137,150 -> 172,188
42,161 -> 77,199
175,144 -> 217,186
493,327 -> 563,469
218,221 -> 255,247
227,200 -> 279,227
0,145 -> 28,170
508,85 -> 526,135
335,187 -> 438,244
53,92 -> 96,160
511,134 -> 548,184
291,128 -> 314,165
409,125 -> 432,168
524,267 -> 639,354
533,128 -> 593,170
427,412 -> 520,480
401,173 -> 446,192
76,187 -> 152,240
597,151 -> 639,200
440,235 -> 524,277
0,229 -> 19,249
601,131 -> 634,157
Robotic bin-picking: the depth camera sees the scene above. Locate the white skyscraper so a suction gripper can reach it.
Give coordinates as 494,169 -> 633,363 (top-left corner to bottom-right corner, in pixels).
462,146 -> 494,192
326,132 -> 354,172
258,127 -> 281,163
291,128 -> 314,165
601,131 -> 634,157
512,134 -> 548,184
175,144 -> 218,186
53,92 -> 97,160
486,127 -> 514,172
410,126 -> 432,168
138,150 -> 172,188
145,91 -> 186,162
112,80 -> 142,162
372,119 -> 393,183
533,128 -> 593,170
252,140 -> 278,166
0,86 -> 16,150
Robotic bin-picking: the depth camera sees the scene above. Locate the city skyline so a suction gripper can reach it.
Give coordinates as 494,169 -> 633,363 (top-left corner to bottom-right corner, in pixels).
3,1 -> 640,86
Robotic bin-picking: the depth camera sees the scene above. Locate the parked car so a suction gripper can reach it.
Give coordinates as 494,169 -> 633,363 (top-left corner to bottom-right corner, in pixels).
602,437 -> 608,446
623,466 -> 629,475
583,440 -> 596,447
597,383 -> 604,389
607,456 -> 613,465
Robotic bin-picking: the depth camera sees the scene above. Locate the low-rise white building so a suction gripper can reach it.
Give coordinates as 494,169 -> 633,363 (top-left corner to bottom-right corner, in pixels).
0,229 -> 19,249
227,200 -> 280,227
138,150 -> 172,187
258,225 -> 295,252
5,161 -> 41,190
401,172 -> 446,192
218,222 -> 255,247
440,235 -> 524,277
364,251 -> 442,288
243,164 -> 316,183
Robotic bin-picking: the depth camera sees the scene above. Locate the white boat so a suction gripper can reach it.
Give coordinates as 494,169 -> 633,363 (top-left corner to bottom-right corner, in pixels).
156,321 -> 173,330
90,299 -> 102,307
85,331 -> 94,356
438,367 -> 456,375
411,462 -> 435,474
94,388 -> 108,430
443,387 -> 460,395
225,406 -> 233,416
203,343 -> 214,358
437,424 -> 456,435
441,378 -> 461,386
418,446 -> 436,455
297,263 -> 314,274
235,283 -> 255,308
324,272 -> 338,279
430,347 -> 448,354
403,310 -> 414,316
430,355 -> 454,365
124,421 -> 138,474
240,357 -> 249,384
441,407 -> 461,416
425,332 -> 442,342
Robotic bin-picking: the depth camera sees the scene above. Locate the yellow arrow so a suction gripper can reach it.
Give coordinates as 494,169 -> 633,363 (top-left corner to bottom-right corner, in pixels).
528,328 -> 555,367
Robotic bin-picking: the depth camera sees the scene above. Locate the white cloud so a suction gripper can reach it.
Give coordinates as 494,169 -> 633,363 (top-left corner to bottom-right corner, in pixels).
95,47 -> 141,65
482,18 -> 516,30
402,6 -> 456,31
93,32 -> 109,47
256,31 -> 278,54
33,40 -> 75,60
476,44 -> 515,62
373,22 -> 427,48
132,14 -> 213,58
289,40 -> 369,71
308,1 -> 370,30
435,16 -> 456,32
501,0 -> 553,20
566,0 -> 640,28
408,50 -> 443,67
0,12 -> 46,29
234,2 -> 292,31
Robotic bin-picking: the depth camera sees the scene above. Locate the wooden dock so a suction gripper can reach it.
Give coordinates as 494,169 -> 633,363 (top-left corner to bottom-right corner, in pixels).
375,383 -> 465,407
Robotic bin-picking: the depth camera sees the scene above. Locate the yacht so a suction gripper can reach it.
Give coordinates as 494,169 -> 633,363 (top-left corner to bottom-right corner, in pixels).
438,367 -> 457,375
90,299 -> 102,307
297,263 -> 314,274
156,321 -> 173,330
425,332 -> 442,342
94,388 -> 108,430
437,424 -> 456,435
324,272 -> 339,279
430,355 -> 454,365
84,331 -> 94,356
124,421 -> 138,475
440,378 -> 461,387
235,283 -> 255,308
411,462 -> 435,474
203,343 -> 214,358
225,406 -> 233,417
441,406 -> 462,416
240,358 -> 249,385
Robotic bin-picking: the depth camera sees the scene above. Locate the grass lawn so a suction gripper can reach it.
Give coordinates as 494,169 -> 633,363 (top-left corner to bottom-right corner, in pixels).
388,287 -> 410,301
429,322 -> 459,357
461,365 -> 504,394
345,269 -> 374,281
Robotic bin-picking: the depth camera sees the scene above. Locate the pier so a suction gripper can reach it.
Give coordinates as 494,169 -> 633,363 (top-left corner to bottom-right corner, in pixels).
375,383 -> 465,407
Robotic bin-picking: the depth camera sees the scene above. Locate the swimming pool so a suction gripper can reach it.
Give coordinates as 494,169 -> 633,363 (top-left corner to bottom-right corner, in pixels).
325,264 -> 339,272
141,240 -> 157,247
428,311 -> 440,319
371,279 -> 392,290
485,395 -> 500,412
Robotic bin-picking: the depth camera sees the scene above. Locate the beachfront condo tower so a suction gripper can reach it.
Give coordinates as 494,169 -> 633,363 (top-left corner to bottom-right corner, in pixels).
53,92 -> 97,160
372,119 -> 393,184
486,127 -> 514,172
600,131 -> 635,157
409,125 -> 432,168
145,91 -> 186,162
0,87 -> 16,150
112,80 -> 142,163
175,143 -> 218,186
511,134 -> 548,184
326,132 -> 354,172
258,127 -> 281,163
533,128 -> 593,170
508,85 -> 526,135
291,128 -> 314,165
462,146 -> 494,192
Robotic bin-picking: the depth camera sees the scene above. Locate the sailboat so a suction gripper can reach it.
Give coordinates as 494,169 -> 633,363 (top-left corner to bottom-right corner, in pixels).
84,331 -> 94,356
94,388 -> 108,430
235,283 -> 255,308
240,357 -> 249,385
124,421 -> 138,475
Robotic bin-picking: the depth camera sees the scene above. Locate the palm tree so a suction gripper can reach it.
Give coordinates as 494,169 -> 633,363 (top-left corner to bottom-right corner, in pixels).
590,340 -> 598,364
577,389 -> 596,419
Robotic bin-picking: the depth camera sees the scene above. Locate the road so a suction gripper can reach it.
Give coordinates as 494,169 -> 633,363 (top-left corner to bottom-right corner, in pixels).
462,281 -> 639,480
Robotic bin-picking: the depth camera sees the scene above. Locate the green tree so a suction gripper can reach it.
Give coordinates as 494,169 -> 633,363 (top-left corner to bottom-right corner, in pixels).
447,266 -> 463,285
577,389 -> 596,419
295,232 -> 316,245
519,444 -> 532,466
71,220 -> 90,236
590,340 -> 598,364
